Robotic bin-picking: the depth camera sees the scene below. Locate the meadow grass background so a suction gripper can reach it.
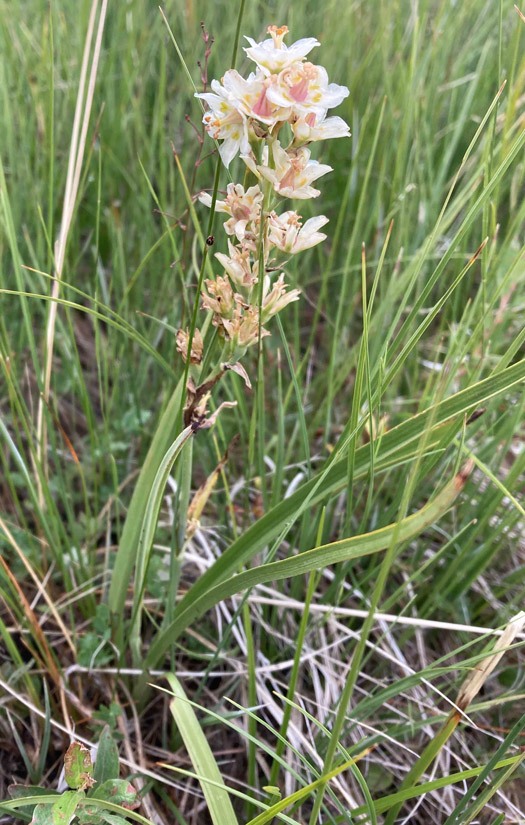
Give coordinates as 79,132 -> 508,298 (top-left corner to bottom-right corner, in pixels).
0,0 -> 524,823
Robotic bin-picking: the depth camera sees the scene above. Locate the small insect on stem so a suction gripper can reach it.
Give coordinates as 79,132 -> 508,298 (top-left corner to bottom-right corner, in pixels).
466,408 -> 486,425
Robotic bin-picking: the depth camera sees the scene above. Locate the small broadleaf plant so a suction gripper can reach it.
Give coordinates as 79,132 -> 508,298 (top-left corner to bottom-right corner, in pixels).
6,728 -> 140,825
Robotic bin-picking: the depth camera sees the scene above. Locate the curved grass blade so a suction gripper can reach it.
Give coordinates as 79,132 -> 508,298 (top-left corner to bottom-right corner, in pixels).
245,752 -> 370,825
107,379 -> 184,631
0,287 -> 174,376
144,359 -> 524,667
145,462 -> 473,668
128,424 -> 194,662
347,754 -> 524,820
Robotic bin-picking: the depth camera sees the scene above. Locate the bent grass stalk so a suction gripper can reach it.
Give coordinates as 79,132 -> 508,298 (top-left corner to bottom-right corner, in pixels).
383,612 -> 525,824
268,511 -> 326,788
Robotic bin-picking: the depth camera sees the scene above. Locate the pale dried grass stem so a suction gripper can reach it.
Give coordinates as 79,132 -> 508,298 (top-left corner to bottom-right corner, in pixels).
36,0 -> 109,504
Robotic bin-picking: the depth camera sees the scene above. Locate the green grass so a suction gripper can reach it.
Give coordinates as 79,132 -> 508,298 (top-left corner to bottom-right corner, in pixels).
0,1 -> 524,823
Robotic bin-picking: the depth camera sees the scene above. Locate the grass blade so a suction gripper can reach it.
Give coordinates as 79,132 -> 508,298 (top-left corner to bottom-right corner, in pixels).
166,674 -> 239,825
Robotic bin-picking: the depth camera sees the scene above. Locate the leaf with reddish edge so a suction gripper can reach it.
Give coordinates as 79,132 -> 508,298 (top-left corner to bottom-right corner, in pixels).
89,780 -> 139,810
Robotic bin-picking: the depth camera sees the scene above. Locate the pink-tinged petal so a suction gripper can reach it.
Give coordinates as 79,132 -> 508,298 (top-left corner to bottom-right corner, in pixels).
289,76 -> 310,102
252,87 -> 274,118
268,211 -> 329,252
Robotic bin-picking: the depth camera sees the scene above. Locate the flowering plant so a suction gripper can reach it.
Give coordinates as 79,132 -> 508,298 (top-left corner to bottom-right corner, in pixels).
178,25 -> 350,401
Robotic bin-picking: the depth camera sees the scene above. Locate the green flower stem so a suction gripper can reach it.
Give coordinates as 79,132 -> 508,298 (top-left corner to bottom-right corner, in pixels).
108,159 -> 222,646
250,181 -> 274,506
268,511 -> 325,788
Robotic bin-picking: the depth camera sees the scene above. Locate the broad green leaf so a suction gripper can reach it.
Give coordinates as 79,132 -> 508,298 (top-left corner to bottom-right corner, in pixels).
30,804 -> 54,825
76,810 -> 104,825
98,815 -> 130,825
92,727 -> 120,786
107,380 -> 184,627
167,674 -> 239,825
9,787 -> 59,802
127,422 -> 194,661
7,786 -> 59,823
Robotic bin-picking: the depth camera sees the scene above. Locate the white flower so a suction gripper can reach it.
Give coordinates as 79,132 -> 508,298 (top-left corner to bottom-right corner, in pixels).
176,328 -> 203,364
215,240 -> 258,288
267,62 -> 349,119
255,141 -> 332,199
268,211 -> 329,253
201,276 -> 237,316
244,25 -> 319,76
194,25 -> 352,367
291,113 -> 351,144
222,68 -> 291,126
261,272 -> 301,321
199,183 -> 263,242
222,305 -> 268,349
196,79 -> 250,167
